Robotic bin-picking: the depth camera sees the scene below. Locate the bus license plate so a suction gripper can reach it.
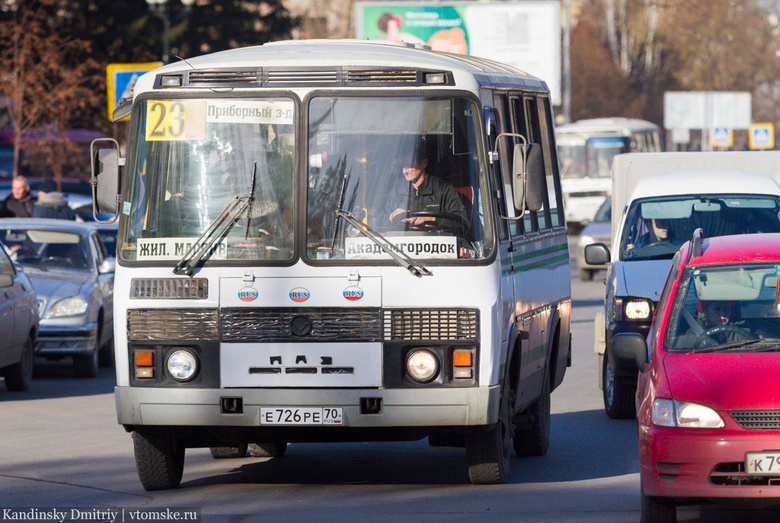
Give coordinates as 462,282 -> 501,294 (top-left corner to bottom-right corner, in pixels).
260,407 -> 343,425
745,452 -> 780,476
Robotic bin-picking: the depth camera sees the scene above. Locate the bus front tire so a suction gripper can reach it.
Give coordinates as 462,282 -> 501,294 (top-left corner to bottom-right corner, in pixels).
210,445 -> 248,459
133,426 -> 185,491
513,371 -> 551,457
466,383 -> 511,484
249,442 -> 287,458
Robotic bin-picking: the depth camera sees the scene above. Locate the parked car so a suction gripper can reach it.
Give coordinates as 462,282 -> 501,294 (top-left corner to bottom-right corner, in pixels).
614,231 -> 780,521
0,239 -> 38,391
0,219 -> 115,377
575,195 -> 610,281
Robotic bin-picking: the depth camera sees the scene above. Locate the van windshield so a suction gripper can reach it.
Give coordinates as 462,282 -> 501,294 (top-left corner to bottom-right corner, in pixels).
620,195 -> 780,261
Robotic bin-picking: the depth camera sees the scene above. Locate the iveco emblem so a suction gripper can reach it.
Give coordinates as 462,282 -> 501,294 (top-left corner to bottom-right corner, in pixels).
343,286 -> 364,301
238,287 -> 258,302
289,288 -> 310,303
290,315 -> 312,336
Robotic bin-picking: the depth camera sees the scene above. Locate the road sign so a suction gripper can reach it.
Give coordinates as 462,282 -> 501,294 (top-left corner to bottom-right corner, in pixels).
107,63 -> 162,121
749,123 -> 775,150
711,127 -> 733,148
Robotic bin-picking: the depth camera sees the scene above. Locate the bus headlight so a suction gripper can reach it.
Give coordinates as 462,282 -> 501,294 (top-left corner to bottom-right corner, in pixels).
406,349 -> 439,383
166,349 -> 198,382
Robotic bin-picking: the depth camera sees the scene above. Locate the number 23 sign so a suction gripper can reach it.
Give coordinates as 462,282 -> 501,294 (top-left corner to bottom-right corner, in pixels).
145,100 -> 206,141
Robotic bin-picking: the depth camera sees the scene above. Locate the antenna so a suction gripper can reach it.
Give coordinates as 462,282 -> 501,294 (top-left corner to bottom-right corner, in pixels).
175,53 -> 195,70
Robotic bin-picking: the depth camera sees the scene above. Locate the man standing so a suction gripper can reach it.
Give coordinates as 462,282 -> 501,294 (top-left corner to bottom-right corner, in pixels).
32,178 -> 77,220
0,176 -> 37,217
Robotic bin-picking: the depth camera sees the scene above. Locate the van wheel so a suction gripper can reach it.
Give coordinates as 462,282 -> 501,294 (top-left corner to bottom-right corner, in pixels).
133,426 -> 185,491
249,442 -> 287,458
513,371 -> 550,457
210,444 -> 248,459
603,355 -> 635,419
641,484 -> 676,522
4,336 -> 34,391
466,382 -> 511,484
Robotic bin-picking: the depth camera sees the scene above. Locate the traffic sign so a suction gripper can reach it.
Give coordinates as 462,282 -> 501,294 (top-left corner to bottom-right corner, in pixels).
107,63 -> 162,121
710,127 -> 733,148
749,123 -> 774,150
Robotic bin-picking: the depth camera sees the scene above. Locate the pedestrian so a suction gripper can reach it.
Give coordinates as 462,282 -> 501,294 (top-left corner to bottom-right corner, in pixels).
0,175 -> 37,217
32,178 -> 77,220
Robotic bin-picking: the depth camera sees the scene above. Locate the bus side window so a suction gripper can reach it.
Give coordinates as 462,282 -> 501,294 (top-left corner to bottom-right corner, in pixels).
524,96 -> 552,231
538,96 -> 564,228
495,93 -> 524,238
485,106 -> 509,241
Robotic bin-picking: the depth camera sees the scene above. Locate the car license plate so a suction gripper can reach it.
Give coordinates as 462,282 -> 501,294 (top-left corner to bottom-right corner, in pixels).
745,452 -> 780,476
260,407 -> 343,425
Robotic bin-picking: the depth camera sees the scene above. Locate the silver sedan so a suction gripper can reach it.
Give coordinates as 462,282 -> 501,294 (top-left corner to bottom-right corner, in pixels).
0,219 -> 115,378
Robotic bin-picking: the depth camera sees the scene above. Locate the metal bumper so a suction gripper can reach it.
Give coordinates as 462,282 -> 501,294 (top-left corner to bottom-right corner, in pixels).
115,385 -> 498,428
35,323 -> 97,357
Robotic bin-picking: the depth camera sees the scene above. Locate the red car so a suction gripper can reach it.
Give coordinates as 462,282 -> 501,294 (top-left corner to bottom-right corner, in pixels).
614,230 -> 780,521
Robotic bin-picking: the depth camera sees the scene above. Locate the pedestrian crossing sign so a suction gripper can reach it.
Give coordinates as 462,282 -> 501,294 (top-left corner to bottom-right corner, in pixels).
107,63 -> 162,121
749,123 -> 775,150
710,127 -> 733,148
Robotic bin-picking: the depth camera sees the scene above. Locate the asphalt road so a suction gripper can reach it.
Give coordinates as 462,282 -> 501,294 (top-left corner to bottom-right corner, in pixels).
2,259 -> 779,522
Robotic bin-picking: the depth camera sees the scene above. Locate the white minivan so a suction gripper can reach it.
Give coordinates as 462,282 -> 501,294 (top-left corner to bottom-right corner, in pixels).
586,151 -> 780,418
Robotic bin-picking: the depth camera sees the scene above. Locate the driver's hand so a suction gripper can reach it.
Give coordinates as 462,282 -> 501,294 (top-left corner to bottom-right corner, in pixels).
405,216 -> 435,225
389,208 -> 406,222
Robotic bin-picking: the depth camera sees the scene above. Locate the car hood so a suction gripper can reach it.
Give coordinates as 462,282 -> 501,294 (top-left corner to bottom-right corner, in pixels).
663,352 -> 780,410
27,269 -> 91,305
617,259 -> 673,301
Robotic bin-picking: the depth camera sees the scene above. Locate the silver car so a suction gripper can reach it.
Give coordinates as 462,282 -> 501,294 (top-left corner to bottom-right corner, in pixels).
0,240 -> 38,390
575,195 -> 611,281
0,219 -> 115,377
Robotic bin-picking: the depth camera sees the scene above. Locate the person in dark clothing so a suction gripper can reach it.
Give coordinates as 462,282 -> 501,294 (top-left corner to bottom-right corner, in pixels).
0,176 -> 37,218
32,179 -> 77,220
385,143 -> 467,231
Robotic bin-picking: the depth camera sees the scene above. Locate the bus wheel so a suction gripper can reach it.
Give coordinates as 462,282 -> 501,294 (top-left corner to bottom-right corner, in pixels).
513,370 -> 550,457
210,445 -> 248,459
466,383 -> 511,484
133,426 -> 184,491
249,442 -> 287,458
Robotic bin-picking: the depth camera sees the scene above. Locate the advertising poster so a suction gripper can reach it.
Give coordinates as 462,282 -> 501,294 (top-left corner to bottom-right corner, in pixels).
355,1 -> 561,105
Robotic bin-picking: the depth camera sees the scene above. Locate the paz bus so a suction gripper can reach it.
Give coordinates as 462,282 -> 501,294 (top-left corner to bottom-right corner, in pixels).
555,117 -> 662,225
91,39 -> 571,489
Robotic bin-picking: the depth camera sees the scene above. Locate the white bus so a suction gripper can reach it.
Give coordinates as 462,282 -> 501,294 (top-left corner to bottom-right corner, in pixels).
91,39 -> 571,489
555,117 -> 661,224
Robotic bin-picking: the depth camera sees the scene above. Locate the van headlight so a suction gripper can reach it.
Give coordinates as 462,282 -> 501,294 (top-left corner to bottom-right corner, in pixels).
406,349 -> 440,383
166,349 -> 198,382
615,297 -> 653,321
49,296 -> 88,317
652,399 -> 724,428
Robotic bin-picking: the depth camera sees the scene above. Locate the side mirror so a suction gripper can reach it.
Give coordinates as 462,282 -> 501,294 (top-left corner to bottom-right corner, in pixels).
0,274 -> 13,288
584,243 -> 611,265
91,138 -> 123,223
98,257 -> 116,274
612,332 -> 649,371
511,143 -> 545,213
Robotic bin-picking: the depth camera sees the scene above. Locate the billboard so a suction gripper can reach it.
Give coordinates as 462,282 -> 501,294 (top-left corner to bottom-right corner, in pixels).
355,1 -> 561,105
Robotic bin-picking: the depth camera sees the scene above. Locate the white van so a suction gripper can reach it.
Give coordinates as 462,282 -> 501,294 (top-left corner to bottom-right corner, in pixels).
586,151 -> 780,418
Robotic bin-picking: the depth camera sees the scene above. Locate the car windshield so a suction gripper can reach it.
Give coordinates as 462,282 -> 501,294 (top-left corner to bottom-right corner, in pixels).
121,97 -> 296,263
620,195 -> 780,261
666,263 -> 780,353
305,96 -> 493,262
0,228 -> 89,270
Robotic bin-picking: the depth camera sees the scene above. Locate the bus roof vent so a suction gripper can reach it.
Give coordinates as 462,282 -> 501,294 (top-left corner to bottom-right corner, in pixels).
265,69 -> 341,86
346,69 -> 419,84
186,70 -> 261,87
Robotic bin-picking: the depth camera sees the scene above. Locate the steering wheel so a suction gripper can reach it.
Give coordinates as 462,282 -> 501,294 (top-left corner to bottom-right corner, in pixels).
693,324 -> 752,348
394,211 -> 470,237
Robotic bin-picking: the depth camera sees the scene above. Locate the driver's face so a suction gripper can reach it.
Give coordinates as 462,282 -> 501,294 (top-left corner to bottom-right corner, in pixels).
706,302 -> 733,326
400,154 -> 427,185
651,219 -> 669,240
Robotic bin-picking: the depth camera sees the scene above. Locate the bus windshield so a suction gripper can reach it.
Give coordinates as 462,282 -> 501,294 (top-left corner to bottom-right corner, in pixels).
121,97 -> 296,262
306,96 -> 492,261
558,136 -> 628,179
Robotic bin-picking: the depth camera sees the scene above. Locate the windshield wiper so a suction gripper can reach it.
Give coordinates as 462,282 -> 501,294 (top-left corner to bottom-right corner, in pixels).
173,163 -> 257,276
690,338 -> 780,354
334,209 -> 431,277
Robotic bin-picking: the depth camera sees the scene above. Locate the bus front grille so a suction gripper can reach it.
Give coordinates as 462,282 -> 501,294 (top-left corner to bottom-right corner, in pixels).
384,309 -> 478,341
221,308 -> 382,342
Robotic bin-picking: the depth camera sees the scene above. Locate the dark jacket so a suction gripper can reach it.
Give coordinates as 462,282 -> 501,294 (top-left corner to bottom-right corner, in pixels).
32,192 -> 76,220
0,194 -> 37,218
386,173 -> 468,223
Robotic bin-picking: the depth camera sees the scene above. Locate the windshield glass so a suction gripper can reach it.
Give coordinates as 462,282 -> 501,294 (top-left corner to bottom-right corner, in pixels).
557,136 -> 628,179
306,96 -> 493,262
120,97 -> 295,262
620,195 -> 780,261
586,137 -> 628,178
0,228 -> 90,270
666,263 -> 780,353
557,139 -> 586,179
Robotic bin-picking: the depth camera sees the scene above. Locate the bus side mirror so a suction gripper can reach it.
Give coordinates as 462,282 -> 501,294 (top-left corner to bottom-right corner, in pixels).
512,143 -> 544,213
91,138 -> 123,223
